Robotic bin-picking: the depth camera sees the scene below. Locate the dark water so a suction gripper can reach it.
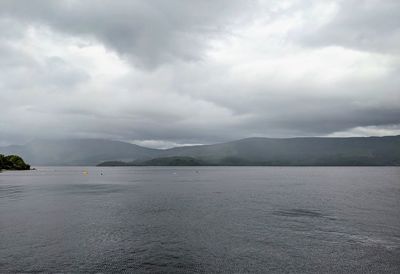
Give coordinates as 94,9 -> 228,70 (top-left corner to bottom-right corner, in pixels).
1,167 -> 399,273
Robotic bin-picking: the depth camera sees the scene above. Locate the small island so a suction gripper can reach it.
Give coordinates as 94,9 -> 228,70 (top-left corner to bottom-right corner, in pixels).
0,154 -> 30,171
98,156 -> 207,166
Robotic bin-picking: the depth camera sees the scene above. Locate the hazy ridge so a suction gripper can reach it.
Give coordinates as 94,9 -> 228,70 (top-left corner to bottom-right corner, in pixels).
1,136 -> 399,166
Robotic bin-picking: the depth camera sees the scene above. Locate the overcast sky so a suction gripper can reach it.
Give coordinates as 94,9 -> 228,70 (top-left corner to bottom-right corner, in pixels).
0,0 -> 399,147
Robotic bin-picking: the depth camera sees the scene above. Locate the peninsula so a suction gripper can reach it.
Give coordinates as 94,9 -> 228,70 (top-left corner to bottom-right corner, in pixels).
0,154 -> 30,171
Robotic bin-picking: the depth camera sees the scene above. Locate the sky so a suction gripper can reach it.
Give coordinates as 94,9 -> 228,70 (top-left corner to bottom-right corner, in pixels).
0,0 -> 399,148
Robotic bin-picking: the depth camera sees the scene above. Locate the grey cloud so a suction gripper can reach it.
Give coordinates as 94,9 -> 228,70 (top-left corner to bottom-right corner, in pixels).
299,0 -> 400,54
0,44 -> 88,92
0,0 -> 399,147
0,0 -> 255,68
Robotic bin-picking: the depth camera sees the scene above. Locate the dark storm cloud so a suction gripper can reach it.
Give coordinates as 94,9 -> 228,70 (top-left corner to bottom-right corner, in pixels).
0,0 -> 254,68
0,0 -> 399,147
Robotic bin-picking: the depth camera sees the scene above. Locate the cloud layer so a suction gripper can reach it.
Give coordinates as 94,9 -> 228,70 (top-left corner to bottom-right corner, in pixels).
0,0 -> 399,147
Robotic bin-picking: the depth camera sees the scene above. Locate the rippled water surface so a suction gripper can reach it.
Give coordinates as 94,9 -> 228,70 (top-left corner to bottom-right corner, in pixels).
1,167 -> 399,273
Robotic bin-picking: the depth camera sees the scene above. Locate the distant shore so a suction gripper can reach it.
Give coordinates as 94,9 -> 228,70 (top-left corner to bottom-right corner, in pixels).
2,135 -> 400,166
97,156 -> 400,167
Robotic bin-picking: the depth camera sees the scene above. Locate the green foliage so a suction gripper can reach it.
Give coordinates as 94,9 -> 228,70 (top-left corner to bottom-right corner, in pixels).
137,156 -> 206,166
0,154 -> 30,170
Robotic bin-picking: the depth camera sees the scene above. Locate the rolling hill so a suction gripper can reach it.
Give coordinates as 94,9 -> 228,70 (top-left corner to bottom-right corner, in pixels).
1,136 -> 399,166
160,136 -> 400,166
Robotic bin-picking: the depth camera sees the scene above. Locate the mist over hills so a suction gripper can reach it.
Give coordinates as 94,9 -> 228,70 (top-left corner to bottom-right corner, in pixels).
1,136 -> 399,166
0,139 -> 159,166
162,136 -> 400,166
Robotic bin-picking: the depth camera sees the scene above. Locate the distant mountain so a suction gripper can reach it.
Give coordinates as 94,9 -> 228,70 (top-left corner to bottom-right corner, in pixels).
0,139 -> 159,166
1,136 -> 400,166
160,136 -> 400,166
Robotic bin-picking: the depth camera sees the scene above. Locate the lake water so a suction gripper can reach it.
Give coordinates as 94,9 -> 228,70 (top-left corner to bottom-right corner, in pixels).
0,167 -> 399,273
